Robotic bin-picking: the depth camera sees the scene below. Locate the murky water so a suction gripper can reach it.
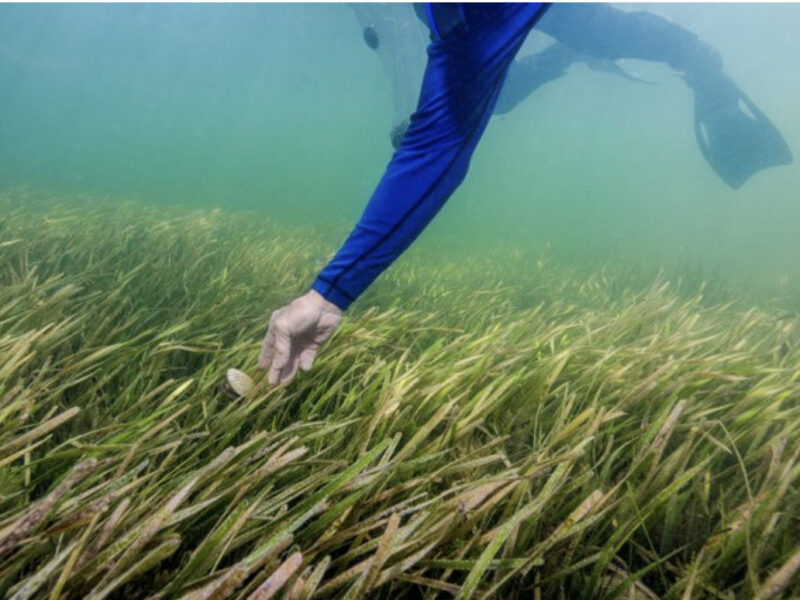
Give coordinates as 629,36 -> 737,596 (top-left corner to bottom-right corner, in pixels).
1,3 -> 798,305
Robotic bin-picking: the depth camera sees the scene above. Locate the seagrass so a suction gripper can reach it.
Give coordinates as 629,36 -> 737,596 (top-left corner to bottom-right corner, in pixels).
0,189 -> 799,599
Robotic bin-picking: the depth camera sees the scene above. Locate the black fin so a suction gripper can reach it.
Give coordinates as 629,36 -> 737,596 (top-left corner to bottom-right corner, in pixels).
691,73 -> 792,188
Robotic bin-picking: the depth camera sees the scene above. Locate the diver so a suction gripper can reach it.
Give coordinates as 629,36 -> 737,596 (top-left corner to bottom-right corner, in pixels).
258,3 -> 793,386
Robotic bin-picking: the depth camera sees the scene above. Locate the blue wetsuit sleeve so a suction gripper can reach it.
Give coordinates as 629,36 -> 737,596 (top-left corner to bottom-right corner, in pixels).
312,3 -> 548,310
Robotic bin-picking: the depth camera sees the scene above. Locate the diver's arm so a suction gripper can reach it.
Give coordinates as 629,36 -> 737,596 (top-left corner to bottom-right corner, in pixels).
310,123 -> 477,311
312,4 -> 547,311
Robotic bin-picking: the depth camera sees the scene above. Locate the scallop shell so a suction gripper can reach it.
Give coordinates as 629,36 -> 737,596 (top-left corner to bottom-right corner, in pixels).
222,368 -> 254,399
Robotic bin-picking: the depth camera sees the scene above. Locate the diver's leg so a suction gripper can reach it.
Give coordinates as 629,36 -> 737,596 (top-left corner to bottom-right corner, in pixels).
494,42 -> 578,115
495,3 -> 720,117
536,3 -> 792,188
495,4 -> 720,118
313,4 -> 547,309
536,3 -> 721,74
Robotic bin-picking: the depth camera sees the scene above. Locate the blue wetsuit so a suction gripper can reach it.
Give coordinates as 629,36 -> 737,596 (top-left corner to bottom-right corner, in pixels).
313,3 -> 548,310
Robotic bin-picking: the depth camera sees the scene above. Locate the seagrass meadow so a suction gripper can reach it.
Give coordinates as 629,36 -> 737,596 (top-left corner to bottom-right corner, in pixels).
2,189 -> 800,600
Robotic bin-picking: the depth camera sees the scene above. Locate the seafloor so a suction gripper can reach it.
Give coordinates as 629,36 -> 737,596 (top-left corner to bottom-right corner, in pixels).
1,190 -> 799,600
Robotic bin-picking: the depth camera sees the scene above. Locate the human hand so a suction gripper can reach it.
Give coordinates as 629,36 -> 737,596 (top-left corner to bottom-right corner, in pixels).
258,289 -> 343,385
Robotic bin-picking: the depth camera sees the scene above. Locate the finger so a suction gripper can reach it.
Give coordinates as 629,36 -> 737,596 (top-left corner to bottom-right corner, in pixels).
258,327 -> 277,369
298,347 -> 317,372
258,312 -> 280,369
268,331 -> 292,386
279,354 -> 301,385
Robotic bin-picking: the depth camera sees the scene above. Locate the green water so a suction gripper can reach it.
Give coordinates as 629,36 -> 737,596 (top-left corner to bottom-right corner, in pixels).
1,3 -> 799,305
2,7 -> 800,597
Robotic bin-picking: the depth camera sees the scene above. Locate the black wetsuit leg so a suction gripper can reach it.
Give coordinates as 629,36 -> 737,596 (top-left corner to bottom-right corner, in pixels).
535,3 -> 721,71
493,42 -> 579,115
498,3 -> 792,188
496,3 -> 721,115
